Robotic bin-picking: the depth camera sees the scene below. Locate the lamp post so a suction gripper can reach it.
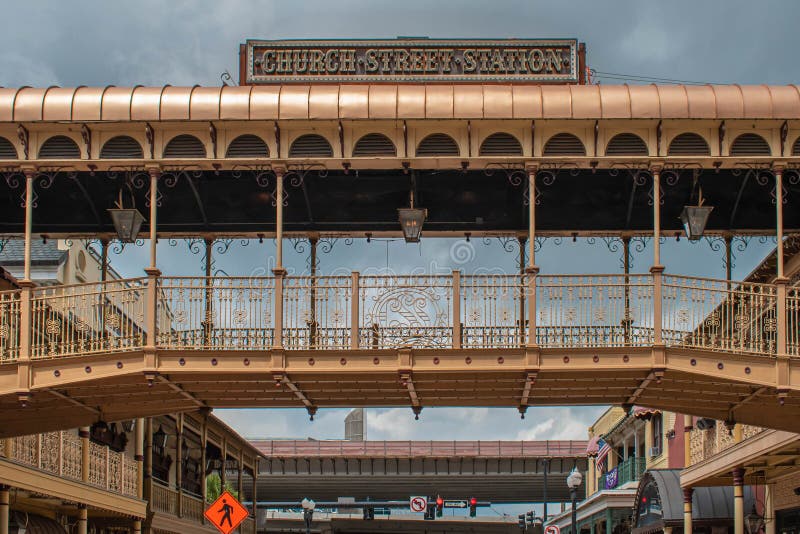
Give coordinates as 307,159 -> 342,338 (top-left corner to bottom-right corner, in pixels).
301,497 -> 315,534
566,468 -> 583,534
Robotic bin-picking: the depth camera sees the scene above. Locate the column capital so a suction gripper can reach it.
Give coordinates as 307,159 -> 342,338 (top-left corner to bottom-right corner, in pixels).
21,165 -> 37,178
732,467 -> 745,486
683,487 -> 694,503
650,265 -> 665,274
146,165 -> 162,178
144,267 -> 161,277
524,265 -> 540,275
272,164 -> 287,176
525,163 -> 539,175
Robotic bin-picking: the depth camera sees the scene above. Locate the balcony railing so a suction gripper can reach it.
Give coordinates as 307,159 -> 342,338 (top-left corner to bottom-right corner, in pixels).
689,423 -> 764,466
0,431 -> 137,498
0,272 -> 795,361
151,480 -> 254,529
598,456 -> 646,490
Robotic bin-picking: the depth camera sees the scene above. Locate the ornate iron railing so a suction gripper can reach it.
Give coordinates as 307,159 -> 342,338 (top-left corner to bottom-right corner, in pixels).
598,456 -> 646,490
1,431 -> 137,497
358,274 -> 453,349
30,278 -> 147,359
461,274 -> 526,348
157,277 -> 275,350
663,275 -> 778,356
0,289 -> 21,362
536,274 -> 654,347
0,273 -> 795,358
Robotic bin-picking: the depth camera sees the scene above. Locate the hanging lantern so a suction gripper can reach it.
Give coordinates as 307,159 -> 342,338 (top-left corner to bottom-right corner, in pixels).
153,425 -> 168,449
398,207 -> 427,243
109,208 -> 145,243
744,505 -> 764,534
108,186 -> 145,242
398,181 -> 427,243
680,186 -> 713,241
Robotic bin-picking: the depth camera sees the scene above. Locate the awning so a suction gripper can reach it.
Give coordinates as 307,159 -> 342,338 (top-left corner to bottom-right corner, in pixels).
633,406 -> 661,420
3,84 -> 800,123
10,512 -> 65,534
586,435 -> 600,456
632,469 -> 754,534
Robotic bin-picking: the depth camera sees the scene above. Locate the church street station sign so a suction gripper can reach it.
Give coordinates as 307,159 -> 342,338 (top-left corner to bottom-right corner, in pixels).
241,39 -> 583,84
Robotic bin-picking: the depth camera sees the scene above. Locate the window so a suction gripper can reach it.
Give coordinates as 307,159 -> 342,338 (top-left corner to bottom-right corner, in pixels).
651,414 -> 663,456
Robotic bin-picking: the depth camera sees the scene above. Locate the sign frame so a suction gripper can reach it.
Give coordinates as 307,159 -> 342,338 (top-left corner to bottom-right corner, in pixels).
242,38 -> 581,84
204,490 -> 250,534
409,495 -> 428,513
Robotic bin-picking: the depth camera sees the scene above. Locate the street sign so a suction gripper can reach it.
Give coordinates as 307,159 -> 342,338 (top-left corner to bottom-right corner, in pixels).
205,491 -> 250,534
545,525 -> 561,534
444,500 -> 468,508
409,496 -> 428,513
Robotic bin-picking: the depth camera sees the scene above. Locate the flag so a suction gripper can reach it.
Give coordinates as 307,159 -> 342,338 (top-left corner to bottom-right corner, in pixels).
596,438 -> 611,472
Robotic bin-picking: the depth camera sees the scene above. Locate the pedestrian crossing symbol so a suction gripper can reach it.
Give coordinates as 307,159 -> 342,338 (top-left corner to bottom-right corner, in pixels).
205,491 -> 250,534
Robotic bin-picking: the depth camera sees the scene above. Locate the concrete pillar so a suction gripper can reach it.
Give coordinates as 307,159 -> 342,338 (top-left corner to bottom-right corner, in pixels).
683,487 -> 693,534
0,486 -> 9,534
132,520 -> 142,534
76,505 -> 88,534
80,426 -> 91,483
733,468 -> 745,534
605,508 -> 612,534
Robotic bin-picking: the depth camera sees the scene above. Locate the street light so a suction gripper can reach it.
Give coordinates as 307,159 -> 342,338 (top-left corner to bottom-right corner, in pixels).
301,497 -> 316,534
566,468 -> 583,534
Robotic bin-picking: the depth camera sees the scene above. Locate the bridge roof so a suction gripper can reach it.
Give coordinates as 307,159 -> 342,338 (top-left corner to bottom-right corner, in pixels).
251,439 -> 587,458
2,84 -> 800,122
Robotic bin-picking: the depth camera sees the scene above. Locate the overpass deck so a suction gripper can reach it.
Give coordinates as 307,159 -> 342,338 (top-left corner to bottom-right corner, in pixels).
251,439 -> 586,503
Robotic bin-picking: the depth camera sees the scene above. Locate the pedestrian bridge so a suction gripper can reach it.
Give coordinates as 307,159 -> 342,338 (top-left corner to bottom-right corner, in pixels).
252,439 -> 587,503
0,271 -> 798,436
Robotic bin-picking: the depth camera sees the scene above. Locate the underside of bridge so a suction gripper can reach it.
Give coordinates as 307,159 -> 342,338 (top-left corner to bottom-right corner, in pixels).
255,455 -> 584,503
0,346 -> 798,437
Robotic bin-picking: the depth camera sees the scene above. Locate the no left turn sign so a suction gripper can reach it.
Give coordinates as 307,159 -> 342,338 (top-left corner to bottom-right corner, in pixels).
409,496 -> 428,513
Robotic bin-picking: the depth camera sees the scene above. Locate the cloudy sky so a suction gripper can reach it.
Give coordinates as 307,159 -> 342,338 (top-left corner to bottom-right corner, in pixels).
2,1 -> 793,443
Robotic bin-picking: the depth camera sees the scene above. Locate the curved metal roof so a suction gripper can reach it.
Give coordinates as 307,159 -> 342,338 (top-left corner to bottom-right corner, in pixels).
1,84 -> 800,122
635,469 -> 755,524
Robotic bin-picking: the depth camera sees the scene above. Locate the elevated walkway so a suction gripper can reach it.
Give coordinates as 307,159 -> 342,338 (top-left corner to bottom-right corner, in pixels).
0,271 -> 797,436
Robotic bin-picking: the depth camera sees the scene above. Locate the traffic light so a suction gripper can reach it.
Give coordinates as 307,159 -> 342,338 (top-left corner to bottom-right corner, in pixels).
518,514 -> 526,530
363,507 -> 374,520
436,496 -> 443,518
469,497 -> 477,517
526,510 -> 534,525
424,503 -> 435,521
